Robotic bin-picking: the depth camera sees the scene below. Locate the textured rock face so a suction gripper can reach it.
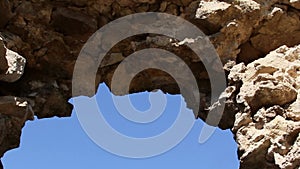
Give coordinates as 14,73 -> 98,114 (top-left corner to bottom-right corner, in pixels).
225,45 -> 300,169
0,38 -> 33,157
0,38 -> 26,83
0,0 -> 12,28
0,0 -> 299,169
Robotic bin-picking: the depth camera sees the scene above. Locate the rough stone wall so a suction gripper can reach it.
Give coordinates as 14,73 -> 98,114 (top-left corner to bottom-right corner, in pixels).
221,45 -> 300,169
0,36 -> 33,158
0,0 -> 299,169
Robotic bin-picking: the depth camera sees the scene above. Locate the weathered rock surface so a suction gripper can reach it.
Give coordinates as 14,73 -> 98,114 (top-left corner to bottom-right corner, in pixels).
0,0 -> 12,28
0,0 -> 299,169
0,38 -> 26,83
0,38 -> 33,158
221,45 -> 300,169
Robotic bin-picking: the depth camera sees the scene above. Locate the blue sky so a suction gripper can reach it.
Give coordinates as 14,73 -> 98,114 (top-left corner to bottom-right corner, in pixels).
3,83 -> 239,169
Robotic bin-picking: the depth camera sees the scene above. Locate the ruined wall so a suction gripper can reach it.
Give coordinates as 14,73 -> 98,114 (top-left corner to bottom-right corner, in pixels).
0,0 -> 299,168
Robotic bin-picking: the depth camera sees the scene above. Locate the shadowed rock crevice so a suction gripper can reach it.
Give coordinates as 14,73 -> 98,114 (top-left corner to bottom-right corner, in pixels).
0,0 -> 300,169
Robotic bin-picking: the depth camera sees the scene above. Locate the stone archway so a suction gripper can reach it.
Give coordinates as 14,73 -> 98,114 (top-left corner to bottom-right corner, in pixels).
0,0 -> 299,168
